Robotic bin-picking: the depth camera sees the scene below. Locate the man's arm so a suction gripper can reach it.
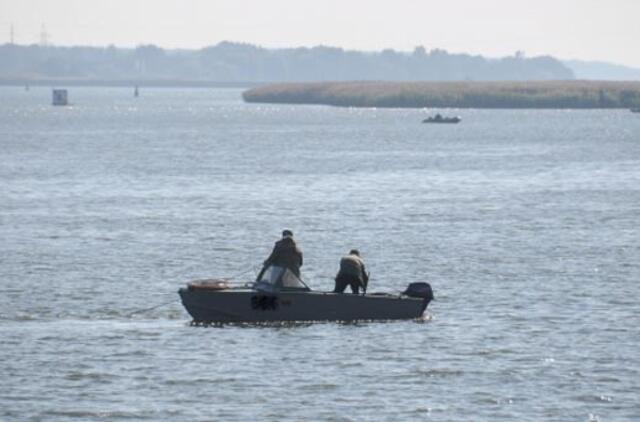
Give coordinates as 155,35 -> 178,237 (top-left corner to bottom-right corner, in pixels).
263,243 -> 279,266
361,263 -> 369,292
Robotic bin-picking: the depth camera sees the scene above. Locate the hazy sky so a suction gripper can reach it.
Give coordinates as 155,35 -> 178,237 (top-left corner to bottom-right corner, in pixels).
2,0 -> 639,67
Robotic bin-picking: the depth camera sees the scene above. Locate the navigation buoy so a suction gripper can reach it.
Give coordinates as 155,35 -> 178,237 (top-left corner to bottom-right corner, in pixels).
52,89 -> 68,106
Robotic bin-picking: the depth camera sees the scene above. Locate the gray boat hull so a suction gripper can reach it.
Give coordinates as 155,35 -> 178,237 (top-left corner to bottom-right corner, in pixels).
178,288 -> 430,323
422,117 -> 461,124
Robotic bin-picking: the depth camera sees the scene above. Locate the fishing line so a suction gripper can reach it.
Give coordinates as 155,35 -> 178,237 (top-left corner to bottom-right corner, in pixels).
223,266 -> 259,280
127,299 -> 178,317
127,264 -> 259,317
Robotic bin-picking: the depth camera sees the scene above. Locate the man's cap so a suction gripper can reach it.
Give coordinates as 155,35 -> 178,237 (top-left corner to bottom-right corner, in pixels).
282,229 -> 293,237
349,249 -> 360,256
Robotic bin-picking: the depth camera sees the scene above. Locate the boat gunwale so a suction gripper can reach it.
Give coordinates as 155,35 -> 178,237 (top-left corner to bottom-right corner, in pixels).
179,287 -> 421,302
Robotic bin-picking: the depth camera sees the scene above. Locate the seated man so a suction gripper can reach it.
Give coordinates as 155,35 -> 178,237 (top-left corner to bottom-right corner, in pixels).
256,229 -> 303,281
333,249 -> 369,294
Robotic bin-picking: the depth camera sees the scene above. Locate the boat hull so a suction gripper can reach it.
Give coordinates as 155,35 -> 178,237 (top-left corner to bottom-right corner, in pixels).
422,118 -> 461,124
178,288 -> 429,323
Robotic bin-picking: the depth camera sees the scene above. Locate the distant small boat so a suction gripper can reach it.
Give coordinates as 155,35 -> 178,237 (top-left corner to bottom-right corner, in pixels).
631,108 -> 640,113
134,85 -> 139,97
422,113 -> 461,124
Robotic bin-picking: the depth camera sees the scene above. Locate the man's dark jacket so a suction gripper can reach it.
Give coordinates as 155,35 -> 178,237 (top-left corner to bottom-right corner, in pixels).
336,254 -> 368,287
264,236 -> 303,276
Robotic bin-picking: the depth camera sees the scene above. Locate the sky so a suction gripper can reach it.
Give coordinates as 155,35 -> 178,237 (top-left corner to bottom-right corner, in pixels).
1,0 -> 639,67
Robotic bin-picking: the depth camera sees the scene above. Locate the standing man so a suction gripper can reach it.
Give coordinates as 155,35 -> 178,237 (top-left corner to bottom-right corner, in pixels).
334,249 -> 369,294
257,230 -> 303,280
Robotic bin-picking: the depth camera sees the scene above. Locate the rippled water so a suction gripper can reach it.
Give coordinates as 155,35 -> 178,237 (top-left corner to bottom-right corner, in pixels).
1,87 -> 639,421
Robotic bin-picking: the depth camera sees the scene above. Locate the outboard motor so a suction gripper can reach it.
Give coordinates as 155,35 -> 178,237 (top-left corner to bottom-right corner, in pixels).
403,282 -> 434,313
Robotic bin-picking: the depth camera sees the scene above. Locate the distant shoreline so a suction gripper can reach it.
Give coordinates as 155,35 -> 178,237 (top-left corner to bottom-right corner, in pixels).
0,78 -> 259,88
243,80 -> 640,109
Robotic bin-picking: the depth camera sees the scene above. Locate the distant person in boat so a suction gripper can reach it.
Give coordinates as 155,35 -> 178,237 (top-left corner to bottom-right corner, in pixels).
334,249 -> 369,294
257,230 -> 304,280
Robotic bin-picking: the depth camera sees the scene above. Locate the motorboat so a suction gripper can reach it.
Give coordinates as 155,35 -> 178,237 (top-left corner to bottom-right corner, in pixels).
422,113 -> 461,124
178,265 -> 434,324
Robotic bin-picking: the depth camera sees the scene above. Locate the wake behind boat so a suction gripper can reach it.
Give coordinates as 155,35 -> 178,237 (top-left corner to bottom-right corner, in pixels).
178,265 -> 434,324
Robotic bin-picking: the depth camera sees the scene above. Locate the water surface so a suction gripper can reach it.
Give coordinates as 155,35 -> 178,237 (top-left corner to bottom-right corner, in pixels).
1,87 -> 639,421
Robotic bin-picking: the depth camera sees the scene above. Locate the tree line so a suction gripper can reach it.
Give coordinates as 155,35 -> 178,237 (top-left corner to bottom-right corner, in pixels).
0,41 -> 574,83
